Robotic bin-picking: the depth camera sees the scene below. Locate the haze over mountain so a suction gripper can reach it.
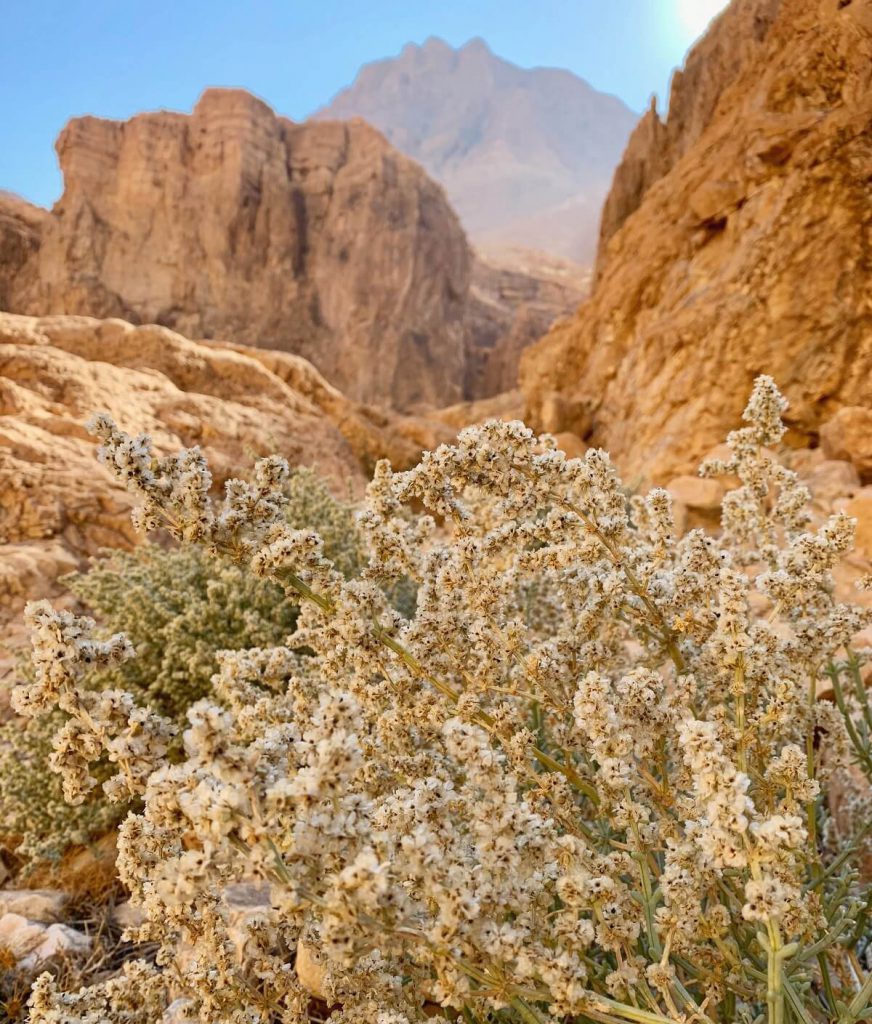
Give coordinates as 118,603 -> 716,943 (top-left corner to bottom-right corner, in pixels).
315,36 -> 638,264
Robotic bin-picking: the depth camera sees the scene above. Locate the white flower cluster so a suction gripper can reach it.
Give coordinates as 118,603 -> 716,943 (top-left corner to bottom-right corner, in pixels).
19,378 -> 872,1024
14,602 -> 175,805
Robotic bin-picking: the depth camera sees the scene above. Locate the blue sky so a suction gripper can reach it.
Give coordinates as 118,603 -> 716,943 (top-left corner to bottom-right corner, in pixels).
1,0 -> 728,208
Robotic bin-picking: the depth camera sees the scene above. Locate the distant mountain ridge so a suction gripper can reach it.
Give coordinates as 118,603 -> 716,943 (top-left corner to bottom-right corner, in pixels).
315,37 -> 637,263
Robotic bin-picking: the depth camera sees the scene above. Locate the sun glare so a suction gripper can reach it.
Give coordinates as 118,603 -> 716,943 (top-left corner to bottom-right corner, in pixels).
675,0 -> 730,42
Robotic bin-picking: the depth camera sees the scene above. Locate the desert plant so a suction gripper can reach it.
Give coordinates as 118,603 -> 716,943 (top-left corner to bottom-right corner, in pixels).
14,379 -> 872,1024
0,469 -> 368,869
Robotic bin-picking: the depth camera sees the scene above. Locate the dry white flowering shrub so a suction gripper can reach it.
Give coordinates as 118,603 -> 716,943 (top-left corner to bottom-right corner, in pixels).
0,469 -> 379,871
15,378 -> 872,1024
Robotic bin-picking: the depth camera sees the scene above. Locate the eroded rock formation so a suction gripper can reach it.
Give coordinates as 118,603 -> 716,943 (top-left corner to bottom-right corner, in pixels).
464,248 -> 589,399
0,312 -> 454,625
3,89 -> 586,412
6,90 -> 471,410
521,0 -> 872,484
0,192 -> 44,312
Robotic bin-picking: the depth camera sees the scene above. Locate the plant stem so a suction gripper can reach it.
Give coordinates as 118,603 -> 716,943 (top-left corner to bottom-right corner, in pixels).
275,566 -> 601,803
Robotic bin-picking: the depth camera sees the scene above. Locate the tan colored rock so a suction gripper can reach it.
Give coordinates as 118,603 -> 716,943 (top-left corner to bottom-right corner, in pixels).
2,92 -> 590,412
6,89 -> 471,410
844,490 -> 872,559
295,938 -> 328,1000
0,192 -> 45,311
553,432 -> 588,460
0,912 -> 90,969
21,922 -> 91,968
521,0 -> 872,486
0,312 -> 453,625
0,889 -> 68,923
802,459 -> 861,507
0,913 -> 46,959
208,340 -> 457,476
435,389 -> 525,431
464,248 -> 589,398
785,446 -> 825,476
597,0 -> 782,255
665,475 -> 725,511
820,407 -> 872,483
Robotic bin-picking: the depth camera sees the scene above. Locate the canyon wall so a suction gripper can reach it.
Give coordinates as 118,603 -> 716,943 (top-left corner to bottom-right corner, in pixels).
6,90 -> 471,410
521,0 -> 872,485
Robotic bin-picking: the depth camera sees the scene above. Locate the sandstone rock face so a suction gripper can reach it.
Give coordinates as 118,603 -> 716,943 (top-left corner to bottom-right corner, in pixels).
316,37 -> 637,263
0,312 -> 454,629
521,0 -> 872,486
0,192 -> 45,311
821,407 -> 872,483
3,90 -> 584,411
7,89 -> 471,410
465,249 -> 589,399
597,0 -> 782,259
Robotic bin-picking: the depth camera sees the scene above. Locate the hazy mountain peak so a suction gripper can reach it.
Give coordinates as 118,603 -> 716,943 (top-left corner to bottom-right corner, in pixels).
314,38 -> 637,263
459,35 -> 492,56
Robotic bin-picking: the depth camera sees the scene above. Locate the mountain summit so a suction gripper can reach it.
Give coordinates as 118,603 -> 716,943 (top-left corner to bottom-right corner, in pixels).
315,37 -> 637,263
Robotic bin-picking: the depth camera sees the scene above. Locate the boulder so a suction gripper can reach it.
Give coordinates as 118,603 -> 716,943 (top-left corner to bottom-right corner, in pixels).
843,490 -> 872,559
665,475 -> 724,511
0,911 -> 91,968
821,407 -> 872,483
0,888 -> 68,923
21,922 -> 91,968
802,460 -> 861,507
0,312 -> 456,628
0,913 -> 47,958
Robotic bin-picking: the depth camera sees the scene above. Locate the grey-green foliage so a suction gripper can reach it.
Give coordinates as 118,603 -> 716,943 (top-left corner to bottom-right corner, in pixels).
0,711 -> 122,865
62,545 -> 300,719
0,468 -> 376,867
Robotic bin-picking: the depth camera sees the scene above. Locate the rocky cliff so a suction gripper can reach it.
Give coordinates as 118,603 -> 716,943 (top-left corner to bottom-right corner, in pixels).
3,89 -> 587,412
521,0 -> 872,485
316,37 -> 637,263
0,311 -> 455,626
597,0 -> 782,262
0,192 -> 45,312
465,248 -> 589,398
5,89 -> 471,410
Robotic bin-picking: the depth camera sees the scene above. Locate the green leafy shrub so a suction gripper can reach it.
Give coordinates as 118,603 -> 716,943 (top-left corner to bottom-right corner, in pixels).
62,545 -> 300,718
0,469 -> 370,868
